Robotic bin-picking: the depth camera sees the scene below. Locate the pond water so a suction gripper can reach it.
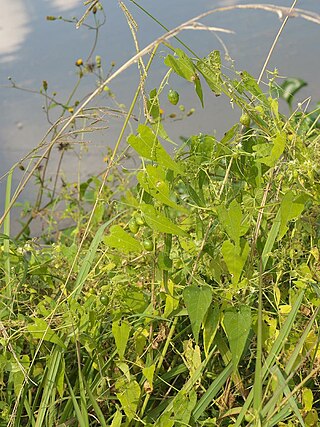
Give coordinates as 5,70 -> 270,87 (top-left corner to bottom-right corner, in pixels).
0,0 -> 320,222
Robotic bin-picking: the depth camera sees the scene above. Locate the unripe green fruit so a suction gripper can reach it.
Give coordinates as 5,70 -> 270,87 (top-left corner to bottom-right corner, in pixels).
100,295 -> 109,306
143,239 -> 154,251
129,218 -> 139,234
240,112 -> 251,127
168,89 -> 179,105
135,215 -> 145,226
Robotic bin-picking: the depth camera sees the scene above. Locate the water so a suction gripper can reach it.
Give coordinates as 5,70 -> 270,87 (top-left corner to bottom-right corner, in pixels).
0,0 -> 319,223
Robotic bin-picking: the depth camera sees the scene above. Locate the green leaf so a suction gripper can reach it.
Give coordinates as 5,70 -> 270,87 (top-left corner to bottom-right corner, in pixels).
141,204 -> 188,237
256,131 -> 286,167
112,320 -> 131,360
183,340 -> 202,376
27,318 -> 66,349
203,306 -> 220,357
261,208 -> 281,270
173,389 -> 197,425
221,240 -> 249,285
73,216 -> 121,298
280,77 -> 307,108
183,285 -> 213,344
223,306 -> 251,370
56,356 -> 65,398
116,380 -> 140,422
143,364 -> 155,387
158,252 -> 173,271
148,88 -> 175,144
83,376 -> 108,427
217,199 -> 243,247
104,225 -> 142,253
194,75 -> 204,107
127,124 -> 182,173
122,287 -> 148,313
110,409 -> 122,427
164,279 -> 178,318
278,191 -> 307,240
137,165 -> 188,212
221,123 -> 239,145
240,71 -> 267,103
155,413 -> 175,427
303,388 -> 314,412
196,50 -> 222,95
164,48 -> 196,82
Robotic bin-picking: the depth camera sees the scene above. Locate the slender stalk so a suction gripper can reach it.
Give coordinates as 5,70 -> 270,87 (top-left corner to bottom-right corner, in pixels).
3,167 -> 13,303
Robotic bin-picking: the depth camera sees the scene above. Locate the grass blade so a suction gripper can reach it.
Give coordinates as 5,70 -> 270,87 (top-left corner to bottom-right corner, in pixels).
234,290 -> 305,426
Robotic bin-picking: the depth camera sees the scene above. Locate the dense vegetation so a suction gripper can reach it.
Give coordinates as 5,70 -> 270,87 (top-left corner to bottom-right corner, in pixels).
1,2 -> 320,426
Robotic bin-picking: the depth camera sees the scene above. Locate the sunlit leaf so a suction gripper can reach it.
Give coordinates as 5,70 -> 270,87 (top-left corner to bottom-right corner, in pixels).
303,388 -> 314,412
137,165 -> 188,212
196,50 -> 222,95
164,279 -> 178,318
183,340 -> 201,376
217,199 -> 243,247
256,131 -> 286,167
155,413 -> 175,427
240,71 -> 267,103
27,318 -> 66,349
164,48 -> 196,82
183,284 -> 212,344
173,389 -> 197,425
148,88 -> 175,143
110,409 -> 122,427
116,380 -> 140,421
141,204 -> 188,236
127,124 -> 182,173
221,240 -> 249,285
203,306 -> 220,357
223,306 -> 251,370
143,365 -> 155,387
194,75 -> 204,107
112,320 -> 131,360
278,191 -> 307,240
103,225 -> 142,253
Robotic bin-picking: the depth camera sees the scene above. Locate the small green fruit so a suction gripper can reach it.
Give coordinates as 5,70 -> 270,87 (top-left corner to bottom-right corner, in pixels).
129,218 -> 139,234
168,89 -> 179,105
255,105 -> 264,115
143,239 -> 154,251
135,214 -> 145,226
240,112 -> 251,127
100,295 -> 109,306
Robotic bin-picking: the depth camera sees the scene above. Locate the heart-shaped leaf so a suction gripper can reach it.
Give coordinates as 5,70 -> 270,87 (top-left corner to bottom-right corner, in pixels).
223,306 -> 251,370
183,285 -> 212,344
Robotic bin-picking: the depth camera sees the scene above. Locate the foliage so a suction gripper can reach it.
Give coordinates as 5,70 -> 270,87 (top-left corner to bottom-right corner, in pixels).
1,2 -> 320,427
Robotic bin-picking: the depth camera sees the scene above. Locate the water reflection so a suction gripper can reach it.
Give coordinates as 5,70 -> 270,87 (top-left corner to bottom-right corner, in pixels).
0,1 -> 30,63
0,0 -> 80,63
50,0 -> 80,12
